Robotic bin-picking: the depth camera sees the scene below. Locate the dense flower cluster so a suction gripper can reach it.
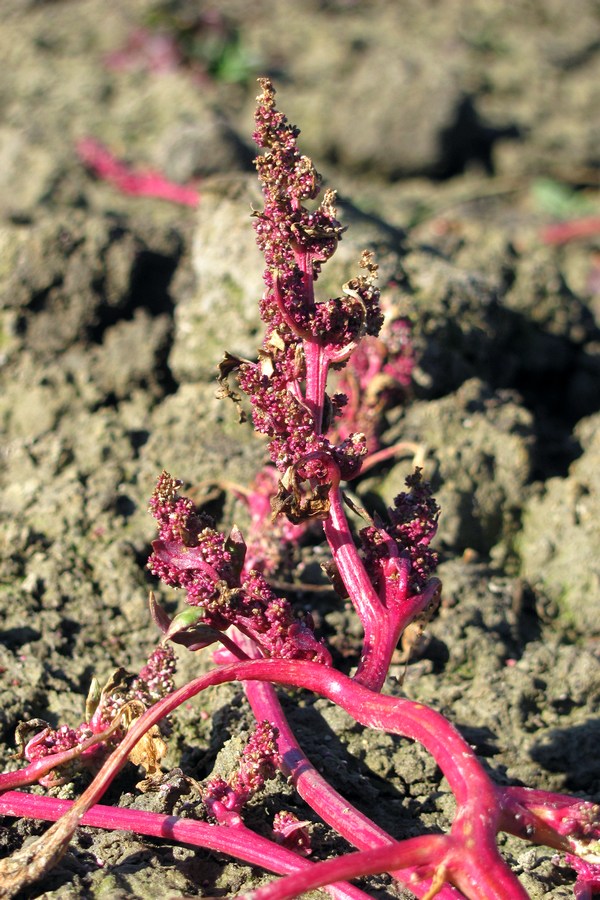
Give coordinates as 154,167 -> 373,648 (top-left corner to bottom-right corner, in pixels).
236,360 -> 323,469
22,724 -> 83,763
148,470 -> 243,627
227,78 -> 383,485
312,251 -> 383,362
202,721 -> 281,823
272,811 -> 312,857
148,472 -> 331,665
253,77 -> 342,332
134,644 -> 178,703
19,645 -> 176,786
360,469 -> 440,597
240,571 -> 330,664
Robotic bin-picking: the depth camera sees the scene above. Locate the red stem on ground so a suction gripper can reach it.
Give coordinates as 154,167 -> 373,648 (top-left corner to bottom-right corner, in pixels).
244,679 -> 460,898
0,791 -> 368,900
540,216 -> 600,245
240,833 -> 449,900
0,658 -> 534,899
76,137 -> 200,207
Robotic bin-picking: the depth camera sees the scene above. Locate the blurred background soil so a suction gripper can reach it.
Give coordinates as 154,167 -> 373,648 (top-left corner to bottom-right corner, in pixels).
0,1 -> 599,897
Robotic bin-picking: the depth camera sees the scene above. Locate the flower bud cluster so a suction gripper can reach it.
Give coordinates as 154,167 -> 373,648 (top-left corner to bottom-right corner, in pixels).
272,810 -> 312,857
20,644 -> 176,784
237,79 -> 383,484
253,78 -> 342,315
236,360 -> 323,470
148,473 -> 331,664
134,644 -> 177,703
202,721 -> 281,822
360,469 -> 440,596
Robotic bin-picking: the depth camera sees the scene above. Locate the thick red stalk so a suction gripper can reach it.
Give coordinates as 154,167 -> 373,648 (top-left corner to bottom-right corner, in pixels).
244,679 -> 460,899
322,486 -> 401,690
498,786 -> 600,858
246,681 -> 390,842
303,336 -> 329,433
240,833 -> 449,900
541,216 -> 600,245
0,791 -> 368,900
1,659 -> 529,898
323,487 -> 382,629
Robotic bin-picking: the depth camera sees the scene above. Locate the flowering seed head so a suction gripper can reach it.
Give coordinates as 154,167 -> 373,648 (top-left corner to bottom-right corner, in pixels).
360,469 -> 440,596
148,474 -> 331,664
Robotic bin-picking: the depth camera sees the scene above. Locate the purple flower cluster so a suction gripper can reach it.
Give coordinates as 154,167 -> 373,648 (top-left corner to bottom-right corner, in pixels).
236,361 -> 324,470
360,469 -> 440,597
23,724 -> 86,762
135,645 -> 177,703
148,472 -> 331,664
202,721 -> 281,823
228,79 -> 382,486
20,644 -> 176,786
253,77 -> 341,325
272,810 -> 312,857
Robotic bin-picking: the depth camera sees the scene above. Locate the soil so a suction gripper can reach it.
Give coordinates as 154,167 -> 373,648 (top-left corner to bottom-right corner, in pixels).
1,1 -> 599,898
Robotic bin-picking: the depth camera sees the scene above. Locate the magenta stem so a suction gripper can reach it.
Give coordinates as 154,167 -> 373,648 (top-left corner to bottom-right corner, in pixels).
240,834 -> 449,900
497,785 -> 599,853
0,724 -> 118,793
322,487 -> 442,690
76,138 -> 200,207
356,441 -> 424,477
6,659 -> 528,898
323,486 -> 382,629
244,679 -> 460,899
303,336 -> 329,434
0,790 -> 368,900
245,680 -> 392,845
323,487 -> 400,690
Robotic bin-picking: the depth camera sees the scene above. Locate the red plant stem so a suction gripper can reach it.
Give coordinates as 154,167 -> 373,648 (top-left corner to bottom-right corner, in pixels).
323,487 -> 382,630
575,882 -> 594,900
245,681 -> 393,845
76,137 -> 200,207
323,486 -> 402,691
284,242 -> 417,690
356,441 -> 425,477
323,485 -> 442,690
289,447 -> 401,692
541,216 -> 600,245
304,336 -> 329,434
2,659 -> 530,898
244,679 -> 460,899
0,758 -> 74,793
501,785 -> 599,819
0,791 -> 368,900
240,834 -> 449,900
